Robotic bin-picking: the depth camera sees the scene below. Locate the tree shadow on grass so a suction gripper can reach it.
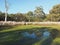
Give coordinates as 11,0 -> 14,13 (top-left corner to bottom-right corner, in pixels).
41,28 -> 59,45
0,27 -> 59,45
0,25 -> 14,31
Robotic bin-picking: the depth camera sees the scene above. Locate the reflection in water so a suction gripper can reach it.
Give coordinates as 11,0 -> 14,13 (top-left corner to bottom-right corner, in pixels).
21,30 -> 51,39
21,29 -> 51,45
43,31 -> 50,38
22,32 -> 36,38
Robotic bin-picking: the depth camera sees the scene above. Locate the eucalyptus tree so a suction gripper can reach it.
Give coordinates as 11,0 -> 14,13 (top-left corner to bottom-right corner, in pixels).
26,11 -> 33,22
34,6 -> 45,21
5,0 -> 9,22
49,4 -> 60,14
46,4 -> 60,22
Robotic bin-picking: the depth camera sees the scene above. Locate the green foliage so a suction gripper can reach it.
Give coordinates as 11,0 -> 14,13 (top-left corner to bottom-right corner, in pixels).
0,4 -> 60,22
13,13 -> 26,22
52,38 -> 60,45
25,11 -> 33,22
0,6 -> 46,22
0,12 -> 5,21
45,14 -> 60,21
45,4 -> 60,22
49,4 -> 60,14
34,7 -> 46,21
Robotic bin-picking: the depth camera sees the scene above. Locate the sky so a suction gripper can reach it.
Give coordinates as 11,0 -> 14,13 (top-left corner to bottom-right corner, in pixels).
0,0 -> 60,14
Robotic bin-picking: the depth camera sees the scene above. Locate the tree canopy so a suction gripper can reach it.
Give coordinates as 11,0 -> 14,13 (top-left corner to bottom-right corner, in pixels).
49,4 -> 60,14
0,4 -> 60,22
45,4 -> 60,22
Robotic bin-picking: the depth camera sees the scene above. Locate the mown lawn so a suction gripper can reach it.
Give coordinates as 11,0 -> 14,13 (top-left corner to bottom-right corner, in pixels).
0,25 -> 60,45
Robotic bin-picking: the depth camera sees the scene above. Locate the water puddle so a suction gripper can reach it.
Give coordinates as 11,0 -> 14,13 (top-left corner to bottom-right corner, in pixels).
21,32 -> 36,38
21,29 -> 51,39
43,31 -> 50,38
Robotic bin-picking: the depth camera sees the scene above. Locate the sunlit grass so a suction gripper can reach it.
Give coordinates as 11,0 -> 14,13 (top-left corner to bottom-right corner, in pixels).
52,38 -> 60,45
0,24 -> 60,32
0,25 -> 41,32
0,24 -> 60,45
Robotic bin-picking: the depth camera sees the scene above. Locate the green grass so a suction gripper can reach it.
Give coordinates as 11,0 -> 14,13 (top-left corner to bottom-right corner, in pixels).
0,24 -> 60,32
0,25 -> 60,45
0,25 -> 41,32
51,38 -> 60,45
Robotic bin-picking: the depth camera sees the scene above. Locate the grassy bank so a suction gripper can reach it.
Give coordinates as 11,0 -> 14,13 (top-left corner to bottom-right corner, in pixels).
0,25 -> 60,45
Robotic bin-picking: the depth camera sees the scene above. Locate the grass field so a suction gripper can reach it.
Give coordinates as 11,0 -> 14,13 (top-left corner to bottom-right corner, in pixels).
0,24 -> 60,45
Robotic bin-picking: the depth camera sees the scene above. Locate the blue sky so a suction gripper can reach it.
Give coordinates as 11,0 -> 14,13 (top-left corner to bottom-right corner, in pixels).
0,0 -> 60,14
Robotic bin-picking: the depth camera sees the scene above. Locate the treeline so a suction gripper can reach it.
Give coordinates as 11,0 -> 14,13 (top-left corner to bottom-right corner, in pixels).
0,4 -> 60,22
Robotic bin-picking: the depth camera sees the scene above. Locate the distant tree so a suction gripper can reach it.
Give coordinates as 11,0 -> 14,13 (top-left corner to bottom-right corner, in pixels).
0,12 -> 5,21
45,4 -> 60,22
26,11 -> 33,22
49,4 -> 60,14
7,14 -> 15,21
45,14 -> 60,22
27,11 -> 33,16
34,6 -> 46,21
13,13 -> 27,22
